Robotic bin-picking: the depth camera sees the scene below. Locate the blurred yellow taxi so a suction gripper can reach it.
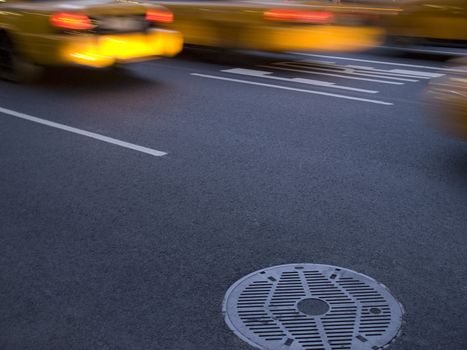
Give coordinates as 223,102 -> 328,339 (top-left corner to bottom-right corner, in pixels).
0,0 -> 183,82
386,0 -> 467,44
425,58 -> 467,139
156,0 -> 387,53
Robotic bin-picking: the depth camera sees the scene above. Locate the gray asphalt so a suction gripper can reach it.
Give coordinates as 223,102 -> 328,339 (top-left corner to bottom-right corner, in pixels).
1,48 -> 466,350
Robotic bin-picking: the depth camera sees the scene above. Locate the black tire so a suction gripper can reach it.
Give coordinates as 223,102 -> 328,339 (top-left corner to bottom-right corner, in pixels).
0,32 -> 43,83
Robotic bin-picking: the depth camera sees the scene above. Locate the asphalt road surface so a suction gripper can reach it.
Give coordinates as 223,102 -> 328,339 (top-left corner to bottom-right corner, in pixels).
1,47 -> 466,350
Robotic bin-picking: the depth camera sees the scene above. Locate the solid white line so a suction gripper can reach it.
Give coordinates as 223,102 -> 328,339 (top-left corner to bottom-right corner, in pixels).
258,64 -> 404,85
292,52 -> 464,72
191,73 -> 393,105
0,106 -> 167,157
221,68 -> 378,93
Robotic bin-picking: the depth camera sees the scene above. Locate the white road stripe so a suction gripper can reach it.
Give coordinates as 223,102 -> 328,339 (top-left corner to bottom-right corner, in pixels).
380,45 -> 467,57
258,64 -> 404,85
345,65 -> 442,79
0,106 -> 167,157
344,65 -> 431,79
292,52 -> 464,73
191,73 -> 393,105
388,69 -> 444,78
280,62 -> 418,82
222,68 -> 378,93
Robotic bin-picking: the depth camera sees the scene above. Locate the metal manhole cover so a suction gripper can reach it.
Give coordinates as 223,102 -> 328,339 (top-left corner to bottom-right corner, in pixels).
223,264 -> 403,350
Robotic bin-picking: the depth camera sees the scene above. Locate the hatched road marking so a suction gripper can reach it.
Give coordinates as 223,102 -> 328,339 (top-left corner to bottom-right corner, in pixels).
221,68 -> 379,93
273,61 -> 420,82
257,64 -> 405,85
192,55 -> 446,106
190,73 -> 393,106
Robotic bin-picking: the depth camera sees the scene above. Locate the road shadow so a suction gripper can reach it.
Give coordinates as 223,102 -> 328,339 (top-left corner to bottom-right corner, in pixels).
370,47 -> 463,64
175,46 -> 296,67
31,65 -> 156,93
177,45 -> 464,70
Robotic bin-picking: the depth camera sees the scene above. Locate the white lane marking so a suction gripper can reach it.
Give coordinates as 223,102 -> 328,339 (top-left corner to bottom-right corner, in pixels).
380,45 -> 467,57
258,64 -> 404,85
221,68 -> 378,93
292,52 -> 465,73
191,73 -> 393,105
280,62 -> 419,82
343,64 -> 430,79
0,106 -> 167,157
388,69 -> 445,78
345,65 -> 443,79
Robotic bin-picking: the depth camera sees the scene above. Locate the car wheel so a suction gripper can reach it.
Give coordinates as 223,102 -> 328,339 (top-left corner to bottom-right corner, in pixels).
0,32 -> 43,83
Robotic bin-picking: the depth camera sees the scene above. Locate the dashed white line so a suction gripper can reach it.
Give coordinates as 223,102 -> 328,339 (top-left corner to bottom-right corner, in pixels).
292,52 -> 464,73
0,106 -> 167,157
221,68 -> 379,93
191,73 -> 393,105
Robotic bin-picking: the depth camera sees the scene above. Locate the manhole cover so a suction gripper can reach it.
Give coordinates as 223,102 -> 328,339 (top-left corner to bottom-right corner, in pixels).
223,264 -> 403,350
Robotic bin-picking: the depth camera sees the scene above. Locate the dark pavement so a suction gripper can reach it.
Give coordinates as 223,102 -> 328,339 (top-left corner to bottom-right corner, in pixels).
1,48 -> 466,350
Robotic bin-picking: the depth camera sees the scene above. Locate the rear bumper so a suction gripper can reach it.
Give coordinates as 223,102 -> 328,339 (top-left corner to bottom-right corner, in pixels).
240,25 -> 384,52
22,29 -> 183,68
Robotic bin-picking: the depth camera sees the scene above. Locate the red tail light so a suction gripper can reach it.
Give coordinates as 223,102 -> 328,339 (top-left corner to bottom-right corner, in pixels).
50,12 -> 94,30
264,9 -> 334,24
146,9 -> 173,23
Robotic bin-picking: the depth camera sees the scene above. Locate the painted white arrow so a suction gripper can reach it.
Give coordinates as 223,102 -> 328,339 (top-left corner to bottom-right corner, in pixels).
221,68 -> 378,94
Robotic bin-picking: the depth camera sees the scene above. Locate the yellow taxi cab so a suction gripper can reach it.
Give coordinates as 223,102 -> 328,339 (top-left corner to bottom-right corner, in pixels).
385,0 -> 467,44
155,0 -> 387,53
0,0 -> 183,82
425,58 -> 467,139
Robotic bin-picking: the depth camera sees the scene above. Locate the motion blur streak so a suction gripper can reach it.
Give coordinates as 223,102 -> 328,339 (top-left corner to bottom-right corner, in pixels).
49,12 -> 95,30
62,32 -> 183,68
425,58 -> 467,139
157,0 -> 386,52
263,9 -> 334,24
0,0 -> 183,82
146,9 -> 174,24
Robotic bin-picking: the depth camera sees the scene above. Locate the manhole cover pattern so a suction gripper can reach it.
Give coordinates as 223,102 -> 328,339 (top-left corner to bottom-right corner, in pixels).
223,264 -> 403,350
